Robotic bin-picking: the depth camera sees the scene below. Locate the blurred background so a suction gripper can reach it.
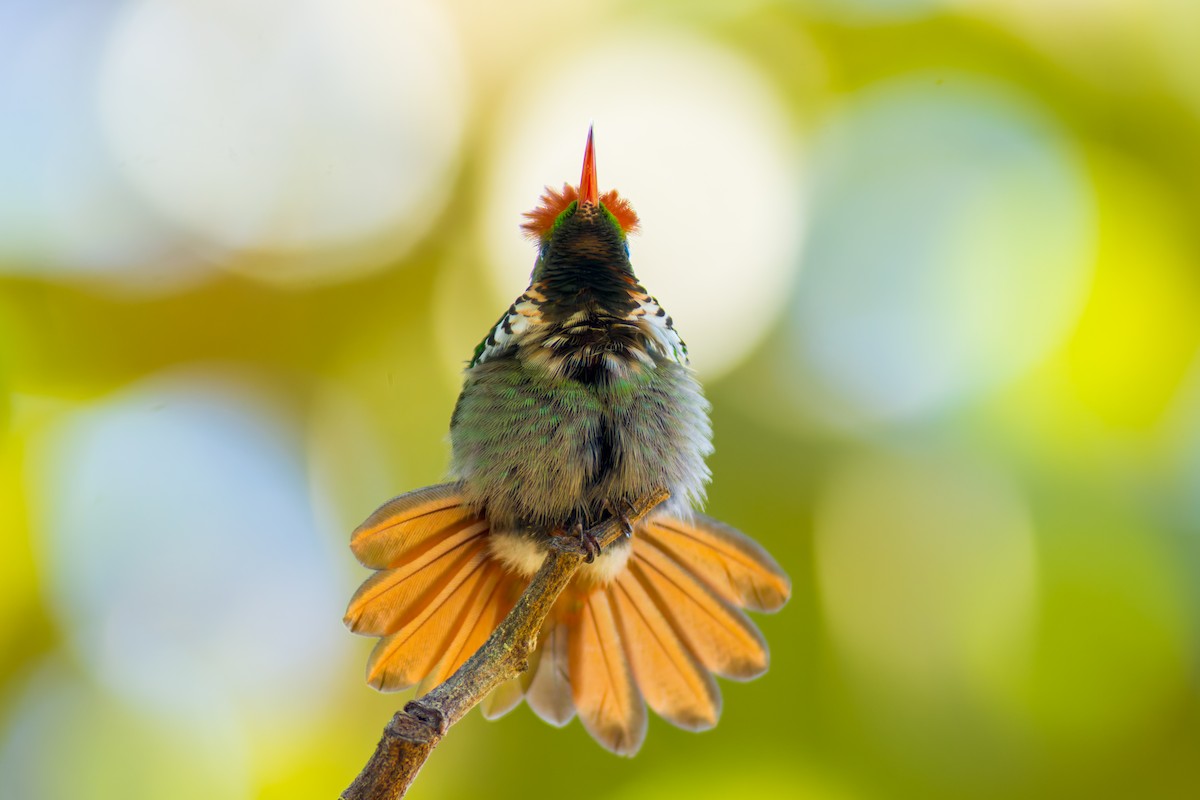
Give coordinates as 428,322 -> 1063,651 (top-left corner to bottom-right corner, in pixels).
2,0 -> 1199,797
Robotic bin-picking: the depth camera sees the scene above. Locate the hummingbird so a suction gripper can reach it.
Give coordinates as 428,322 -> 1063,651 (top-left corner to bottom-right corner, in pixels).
344,127 -> 789,756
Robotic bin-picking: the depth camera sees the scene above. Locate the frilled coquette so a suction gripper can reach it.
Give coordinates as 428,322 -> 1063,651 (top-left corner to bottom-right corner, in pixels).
345,129 -> 789,756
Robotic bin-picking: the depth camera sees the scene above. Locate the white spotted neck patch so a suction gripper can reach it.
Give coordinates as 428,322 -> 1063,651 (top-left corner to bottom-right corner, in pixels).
628,292 -> 689,365
470,290 -> 544,367
468,287 -> 689,371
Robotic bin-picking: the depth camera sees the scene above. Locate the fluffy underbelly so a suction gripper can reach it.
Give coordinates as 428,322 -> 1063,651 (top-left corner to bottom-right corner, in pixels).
486,528 -> 633,588
451,359 -> 711,533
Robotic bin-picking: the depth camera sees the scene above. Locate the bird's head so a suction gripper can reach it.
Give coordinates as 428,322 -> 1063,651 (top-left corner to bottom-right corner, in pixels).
521,127 -> 641,284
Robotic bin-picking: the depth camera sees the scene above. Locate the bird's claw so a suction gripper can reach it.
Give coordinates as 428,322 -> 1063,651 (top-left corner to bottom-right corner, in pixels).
572,522 -> 601,563
549,523 -> 600,561
604,498 -> 636,539
620,518 -> 634,538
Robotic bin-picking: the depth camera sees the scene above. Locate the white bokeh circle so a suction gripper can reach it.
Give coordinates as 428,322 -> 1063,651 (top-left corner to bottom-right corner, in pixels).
483,30 -> 805,379
0,2 -> 215,293
98,0 -> 467,286
25,366 -> 347,729
789,73 -> 1095,426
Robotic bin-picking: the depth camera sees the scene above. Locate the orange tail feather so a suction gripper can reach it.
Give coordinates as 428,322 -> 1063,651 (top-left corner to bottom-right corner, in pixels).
641,514 -> 791,612
525,620 -> 575,727
611,566 -> 721,731
346,494 -> 788,755
350,484 -> 469,569
345,485 -> 519,692
365,545 -> 492,691
630,534 -> 770,680
568,588 -> 648,756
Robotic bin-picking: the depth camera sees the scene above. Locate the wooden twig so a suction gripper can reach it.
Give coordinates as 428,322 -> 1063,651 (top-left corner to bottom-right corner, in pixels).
340,488 -> 671,800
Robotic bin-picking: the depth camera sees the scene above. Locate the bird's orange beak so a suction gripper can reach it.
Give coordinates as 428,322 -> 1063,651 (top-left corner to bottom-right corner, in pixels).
578,125 -> 599,206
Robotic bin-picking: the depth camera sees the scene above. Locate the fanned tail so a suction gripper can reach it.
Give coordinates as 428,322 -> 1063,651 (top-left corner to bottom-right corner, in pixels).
345,496 -> 790,756
641,515 -> 791,612
525,620 -> 574,726
568,587 -> 648,756
344,484 -> 521,692
610,564 -> 721,731
515,512 -> 790,755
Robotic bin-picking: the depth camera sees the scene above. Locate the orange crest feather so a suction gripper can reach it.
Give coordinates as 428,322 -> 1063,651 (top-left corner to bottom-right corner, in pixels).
602,190 -> 640,237
521,184 -> 641,241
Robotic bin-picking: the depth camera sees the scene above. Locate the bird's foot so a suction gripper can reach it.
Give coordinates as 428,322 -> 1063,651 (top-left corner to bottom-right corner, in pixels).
603,498 -> 636,539
574,522 -> 601,563
550,522 -> 600,563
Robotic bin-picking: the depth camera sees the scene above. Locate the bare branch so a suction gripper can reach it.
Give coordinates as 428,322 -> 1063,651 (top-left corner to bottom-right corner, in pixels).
341,488 -> 671,800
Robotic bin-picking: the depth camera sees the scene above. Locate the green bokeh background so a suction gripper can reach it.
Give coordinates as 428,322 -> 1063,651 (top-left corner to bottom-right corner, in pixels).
4,1 -> 1200,798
